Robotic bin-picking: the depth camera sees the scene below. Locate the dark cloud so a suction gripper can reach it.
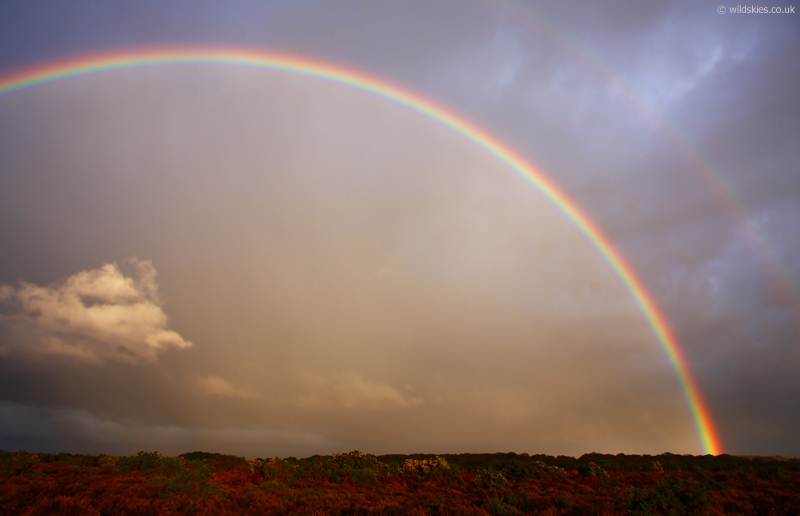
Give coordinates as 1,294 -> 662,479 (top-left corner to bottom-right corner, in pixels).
0,400 -> 336,457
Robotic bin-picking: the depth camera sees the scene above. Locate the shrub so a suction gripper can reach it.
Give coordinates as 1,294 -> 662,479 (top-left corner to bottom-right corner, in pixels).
755,464 -> 789,481
115,451 -> 162,474
260,457 -> 297,481
627,478 -> 710,516
577,461 -> 609,478
97,455 -> 117,467
288,451 -> 389,484
560,496 -> 579,509
474,469 -> 510,490
330,450 -> 389,477
498,459 -> 565,481
259,480 -> 287,493
398,456 -> 450,477
148,465 -> 221,500
324,450 -> 388,484
153,456 -> 188,476
486,495 -> 522,515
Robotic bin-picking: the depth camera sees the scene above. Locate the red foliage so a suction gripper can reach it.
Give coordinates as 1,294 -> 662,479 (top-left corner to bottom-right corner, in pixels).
2,451 -> 800,515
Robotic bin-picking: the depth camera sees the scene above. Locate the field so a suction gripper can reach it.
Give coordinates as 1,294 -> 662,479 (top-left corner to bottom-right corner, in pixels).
1,449 -> 799,515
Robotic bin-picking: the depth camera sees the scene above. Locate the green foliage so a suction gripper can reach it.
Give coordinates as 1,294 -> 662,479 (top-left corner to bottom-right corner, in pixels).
153,456 -> 188,476
348,467 -> 379,484
755,463 -> 789,481
115,451 -> 162,474
330,450 -> 389,478
178,451 -> 220,462
560,496 -> 579,509
577,461 -> 609,478
398,456 -> 450,478
259,479 -> 287,492
145,455 -> 223,500
281,488 -> 332,504
498,459 -> 566,481
149,467 -> 222,500
110,451 -> 224,500
178,451 -> 248,470
0,451 -> 99,475
486,495 -> 522,515
651,460 -> 665,473
289,450 -> 389,484
474,469 -> 510,490
259,457 -> 297,481
503,491 -> 535,513
627,478 -> 711,515
96,454 -> 117,467
494,459 -> 529,482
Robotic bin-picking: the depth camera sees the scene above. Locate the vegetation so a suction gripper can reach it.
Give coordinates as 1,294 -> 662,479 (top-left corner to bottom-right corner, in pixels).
1,449 -> 798,514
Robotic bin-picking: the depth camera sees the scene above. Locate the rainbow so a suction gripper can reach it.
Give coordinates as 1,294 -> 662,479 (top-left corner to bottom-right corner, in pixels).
0,47 -> 724,455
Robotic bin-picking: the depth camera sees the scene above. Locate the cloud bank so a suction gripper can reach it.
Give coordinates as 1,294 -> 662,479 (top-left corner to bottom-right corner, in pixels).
0,260 -> 191,364
0,400 -> 335,458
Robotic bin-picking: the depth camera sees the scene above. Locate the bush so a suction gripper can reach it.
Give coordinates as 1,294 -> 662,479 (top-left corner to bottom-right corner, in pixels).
153,456 -> 188,476
398,456 -> 450,477
148,464 -> 221,500
115,451 -> 162,474
330,450 -> 389,477
627,478 -> 710,516
259,457 -> 297,481
474,469 -> 510,490
577,461 -> 609,478
486,495 -> 522,515
288,451 -> 389,484
498,459 -> 565,481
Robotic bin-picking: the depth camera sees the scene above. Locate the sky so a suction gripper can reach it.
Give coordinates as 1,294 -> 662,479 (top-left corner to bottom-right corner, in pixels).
0,0 -> 798,459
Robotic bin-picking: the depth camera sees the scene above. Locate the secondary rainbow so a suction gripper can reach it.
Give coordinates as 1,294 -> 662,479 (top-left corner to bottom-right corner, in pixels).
0,47 -> 725,455
492,0 -> 800,335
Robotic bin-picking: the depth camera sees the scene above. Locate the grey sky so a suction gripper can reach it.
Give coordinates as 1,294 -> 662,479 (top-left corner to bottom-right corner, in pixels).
0,0 -> 798,457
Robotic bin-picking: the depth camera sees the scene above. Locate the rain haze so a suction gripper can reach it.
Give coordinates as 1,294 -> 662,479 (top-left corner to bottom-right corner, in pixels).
0,0 -> 798,458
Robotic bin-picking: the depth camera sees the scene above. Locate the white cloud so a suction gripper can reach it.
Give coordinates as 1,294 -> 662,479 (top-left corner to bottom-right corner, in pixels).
0,259 -> 191,364
199,375 -> 257,399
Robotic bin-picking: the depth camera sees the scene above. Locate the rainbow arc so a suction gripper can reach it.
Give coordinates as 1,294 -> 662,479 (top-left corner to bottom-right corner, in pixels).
0,48 -> 724,455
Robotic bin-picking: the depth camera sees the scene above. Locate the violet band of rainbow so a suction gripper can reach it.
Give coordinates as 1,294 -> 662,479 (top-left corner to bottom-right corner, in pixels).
0,47 -> 725,455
